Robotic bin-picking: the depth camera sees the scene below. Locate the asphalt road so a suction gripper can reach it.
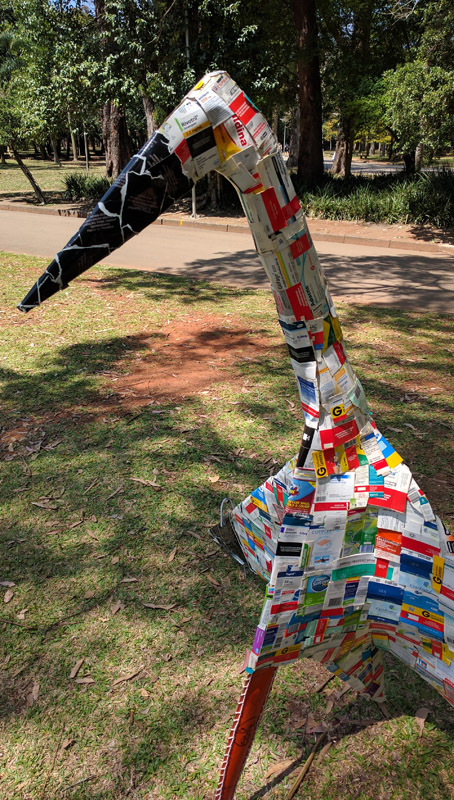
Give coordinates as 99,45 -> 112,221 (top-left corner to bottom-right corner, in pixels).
1,209 -> 453,314
324,159 -> 404,174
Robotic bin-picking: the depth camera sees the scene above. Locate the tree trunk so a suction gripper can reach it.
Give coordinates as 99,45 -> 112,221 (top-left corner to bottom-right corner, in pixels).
332,117 -> 354,178
68,111 -> 78,161
11,145 -> 46,204
0,145 -> 6,164
271,107 -> 279,139
142,95 -> 157,140
368,141 -> 375,157
403,151 -> 415,175
39,143 -> 48,160
102,100 -> 132,179
51,137 -> 61,166
292,0 -> 324,186
415,142 -> 423,172
287,118 -> 299,169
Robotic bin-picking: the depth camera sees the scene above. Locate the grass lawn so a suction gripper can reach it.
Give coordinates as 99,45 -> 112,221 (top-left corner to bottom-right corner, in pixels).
1,252 -> 454,800
0,157 -> 106,198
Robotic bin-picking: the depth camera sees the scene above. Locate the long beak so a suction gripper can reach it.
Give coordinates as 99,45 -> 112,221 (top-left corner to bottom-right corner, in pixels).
17,132 -> 191,312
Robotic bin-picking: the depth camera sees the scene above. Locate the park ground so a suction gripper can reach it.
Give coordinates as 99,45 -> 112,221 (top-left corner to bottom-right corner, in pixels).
0,242 -> 453,799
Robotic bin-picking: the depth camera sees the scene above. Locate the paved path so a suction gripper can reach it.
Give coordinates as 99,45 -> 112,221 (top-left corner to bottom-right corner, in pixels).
1,209 -> 453,314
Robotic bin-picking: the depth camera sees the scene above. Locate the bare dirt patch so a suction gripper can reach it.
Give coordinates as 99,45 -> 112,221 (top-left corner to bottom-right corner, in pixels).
109,313 -> 280,409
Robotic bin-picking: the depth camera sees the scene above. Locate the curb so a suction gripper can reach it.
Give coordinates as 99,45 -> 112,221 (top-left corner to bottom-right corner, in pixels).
0,201 -> 452,256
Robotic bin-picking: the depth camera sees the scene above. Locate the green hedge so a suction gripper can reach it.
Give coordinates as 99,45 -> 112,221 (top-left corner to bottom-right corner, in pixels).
298,170 -> 454,229
63,172 -> 111,202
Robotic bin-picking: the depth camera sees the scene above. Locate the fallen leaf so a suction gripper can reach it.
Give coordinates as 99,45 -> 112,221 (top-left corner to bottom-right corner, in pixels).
120,576 -> 138,584
143,602 -> 176,611
26,681 -> 39,706
61,737 -> 75,751
187,531 -> 202,541
44,439 -> 63,451
4,589 -> 14,603
17,608 -> 28,620
206,575 -> 221,588
265,759 -> 293,779
69,518 -> 84,529
110,600 -> 124,615
208,475 -> 220,483
74,677 -> 95,685
69,658 -> 85,679
0,581 -> 15,587
112,665 -> 144,687
106,486 -> 124,501
130,477 -> 161,489
163,653 -> 172,662
325,699 -> 334,714
111,556 -> 120,565
87,530 -> 100,542
415,706 -> 430,737
31,501 -> 58,510
403,422 -> 417,431
168,548 -> 177,563
138,687 -> 151,698
84,590 -> 95,599
83,479 -> 99,495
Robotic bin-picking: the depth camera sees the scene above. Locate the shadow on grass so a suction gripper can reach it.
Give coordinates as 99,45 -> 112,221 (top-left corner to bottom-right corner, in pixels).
81,268 -> 265,304
1,298 -> 453,798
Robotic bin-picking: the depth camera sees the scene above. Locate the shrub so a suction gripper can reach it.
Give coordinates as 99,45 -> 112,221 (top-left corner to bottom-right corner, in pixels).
63,172 -> 111,202
297,170 -> 454,229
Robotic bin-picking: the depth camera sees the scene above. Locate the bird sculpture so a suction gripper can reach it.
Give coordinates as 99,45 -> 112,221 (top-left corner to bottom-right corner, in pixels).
19,72 -> 453,800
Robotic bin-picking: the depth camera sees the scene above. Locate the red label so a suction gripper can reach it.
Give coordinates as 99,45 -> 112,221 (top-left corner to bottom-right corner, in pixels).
333,340 -> 346,365
290,232 -> 311,259
345,444 -> 360,470
313,501 -> 349,512
270,600 -> 298,615
401,535 -> 440,558
374,558 -> 389,578
174,138 -> 191,164
432,640 -> 443,659
261,187 -> 286,231
286,283 -> 313,321
283,195 -> 301,220
370,488 -> 407,514
321,608 -> 343,618
229,91 -> 256,124
332,419 -> 359,447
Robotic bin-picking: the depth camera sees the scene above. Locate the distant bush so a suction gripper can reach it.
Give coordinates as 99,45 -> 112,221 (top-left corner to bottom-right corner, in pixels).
63,172 -> 111,202
297,170 -> 454,229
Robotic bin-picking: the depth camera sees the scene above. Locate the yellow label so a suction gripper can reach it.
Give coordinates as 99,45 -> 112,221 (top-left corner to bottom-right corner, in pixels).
322,319 -> 331,353
402,603 -> 444,625
331,402 -> 345,420
275,643 -> 301,658
432,555 -> 444,593
332,315 -> 343,343
312,450 -> 328,479
442,644 -> 454,664
386,450 -> 403,469
183,119 -> 211,139
335,445 -> 349,474
213,123 -> 242,162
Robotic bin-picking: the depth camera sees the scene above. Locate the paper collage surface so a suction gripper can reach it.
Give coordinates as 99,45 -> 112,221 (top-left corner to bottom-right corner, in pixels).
18,71 -> 452,797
